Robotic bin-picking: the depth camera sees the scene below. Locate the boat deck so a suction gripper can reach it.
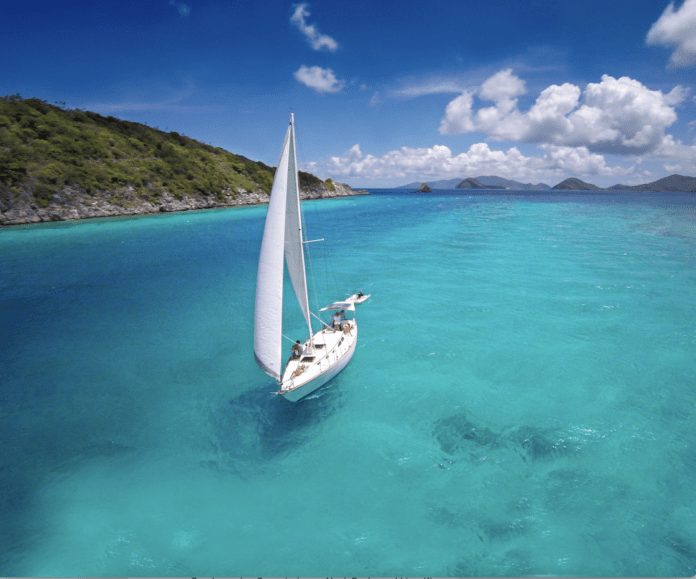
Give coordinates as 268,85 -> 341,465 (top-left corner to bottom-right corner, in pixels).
280,320 -> 357,395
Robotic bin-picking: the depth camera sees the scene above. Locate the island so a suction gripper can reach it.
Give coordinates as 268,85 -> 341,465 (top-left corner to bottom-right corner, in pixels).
400,174 -> 696,193
455,177 -> 504,190
552,178 -> 601,191
0,96 -> 368,226
400,176 -> 551,190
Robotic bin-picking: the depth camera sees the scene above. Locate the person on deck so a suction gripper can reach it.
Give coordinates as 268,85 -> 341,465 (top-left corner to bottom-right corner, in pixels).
291,340 -> 303,359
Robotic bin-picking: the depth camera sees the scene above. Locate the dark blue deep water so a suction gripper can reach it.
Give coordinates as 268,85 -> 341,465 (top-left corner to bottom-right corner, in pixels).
2,190 -> 695,576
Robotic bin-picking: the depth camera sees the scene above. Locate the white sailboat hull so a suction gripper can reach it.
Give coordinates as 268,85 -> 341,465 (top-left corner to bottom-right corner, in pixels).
279,322 -> 358,402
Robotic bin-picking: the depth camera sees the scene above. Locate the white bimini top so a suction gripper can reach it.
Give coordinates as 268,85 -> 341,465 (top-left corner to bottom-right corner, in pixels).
320,301 -> 356,312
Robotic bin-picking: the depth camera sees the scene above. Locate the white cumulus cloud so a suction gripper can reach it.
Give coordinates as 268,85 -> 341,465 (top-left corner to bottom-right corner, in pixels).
539,145 -> 622,175
439,91 -> 476,135
294,65 -> 345,94
290,3 -> 338,51
646,0 -> 696,67
479,68 -> 526,101
439,70 -> 688,156
654,134 -> 696,162
323,142 -> 634,184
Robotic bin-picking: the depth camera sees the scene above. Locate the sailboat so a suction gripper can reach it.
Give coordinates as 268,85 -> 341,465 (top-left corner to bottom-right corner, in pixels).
254,114 -> 359,402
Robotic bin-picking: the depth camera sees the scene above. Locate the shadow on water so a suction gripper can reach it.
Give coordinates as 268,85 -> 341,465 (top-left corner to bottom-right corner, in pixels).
202,381 -> 343,476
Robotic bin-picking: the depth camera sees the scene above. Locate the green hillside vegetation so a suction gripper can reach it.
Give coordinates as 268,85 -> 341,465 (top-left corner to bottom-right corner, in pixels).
616,174 -> 696,193
455,178 -> 486,189
455,177 -> 504,189
0,95 -> 330,209
298,171 -> 336,191
552,177 -> 601,191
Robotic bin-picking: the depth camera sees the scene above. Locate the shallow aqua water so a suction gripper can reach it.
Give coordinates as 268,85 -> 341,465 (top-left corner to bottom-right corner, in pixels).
1,191 -> 695,576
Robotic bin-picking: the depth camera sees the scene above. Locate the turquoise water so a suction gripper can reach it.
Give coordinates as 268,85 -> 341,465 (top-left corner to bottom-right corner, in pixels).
1,191 -> 695,577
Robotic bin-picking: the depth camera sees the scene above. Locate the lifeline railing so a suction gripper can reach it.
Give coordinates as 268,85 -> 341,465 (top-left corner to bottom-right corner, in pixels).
284,322 -> 355,389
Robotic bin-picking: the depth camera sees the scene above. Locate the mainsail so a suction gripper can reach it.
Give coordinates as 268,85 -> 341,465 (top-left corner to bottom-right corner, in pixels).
254,114 -> 312,380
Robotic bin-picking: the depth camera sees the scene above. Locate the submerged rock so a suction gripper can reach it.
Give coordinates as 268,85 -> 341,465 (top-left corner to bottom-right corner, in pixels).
505,425 -> 567,462
433,412 -> 499,457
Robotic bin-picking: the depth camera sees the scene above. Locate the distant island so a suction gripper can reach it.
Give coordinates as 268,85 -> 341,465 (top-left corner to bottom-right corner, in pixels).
455,177 -> 504,190
400,174 -> 696,193
0,95 -> 367,226
551,175 -> 696,192
401,176 -> 551,190
552,178 -> 600,191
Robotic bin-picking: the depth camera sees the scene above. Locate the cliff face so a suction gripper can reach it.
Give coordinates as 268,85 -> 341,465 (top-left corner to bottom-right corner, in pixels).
0,181 -> 368,226
298,180 -> 367,200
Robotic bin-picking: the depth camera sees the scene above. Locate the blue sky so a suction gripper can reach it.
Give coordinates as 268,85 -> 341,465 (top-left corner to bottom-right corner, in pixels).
3,0 -> 696,187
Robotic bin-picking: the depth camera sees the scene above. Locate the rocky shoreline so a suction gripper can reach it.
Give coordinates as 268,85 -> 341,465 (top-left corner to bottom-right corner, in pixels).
0,181 -> 368,226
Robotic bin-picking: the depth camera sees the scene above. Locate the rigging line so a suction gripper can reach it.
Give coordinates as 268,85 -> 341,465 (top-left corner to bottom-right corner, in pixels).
295,123 -> 323,323
302,206 -> 321,323
311,311 -> 330,328
296,136 -> 332,302
302,201 -> 324,323
305,190 -> 331,303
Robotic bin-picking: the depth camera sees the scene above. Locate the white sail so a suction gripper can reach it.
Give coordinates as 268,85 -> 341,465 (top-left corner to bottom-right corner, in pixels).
283,118 -> 312,334
254,114 -> 361,401
254,125 -> 292,380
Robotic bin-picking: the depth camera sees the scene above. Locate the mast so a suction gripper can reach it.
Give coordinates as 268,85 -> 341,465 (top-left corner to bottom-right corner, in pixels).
254,114 -> 314,382
284,113 -> 314,346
